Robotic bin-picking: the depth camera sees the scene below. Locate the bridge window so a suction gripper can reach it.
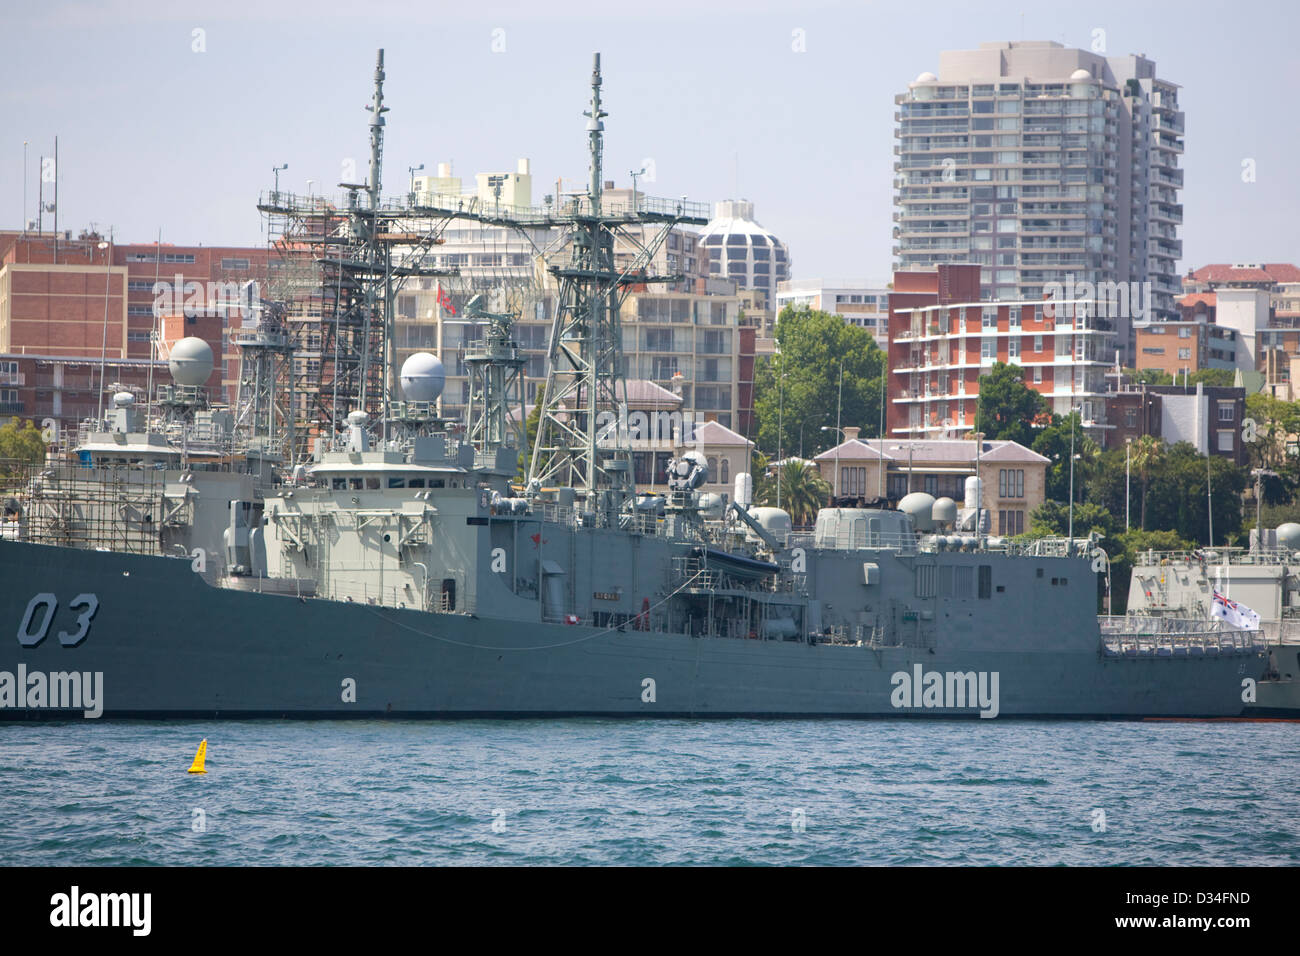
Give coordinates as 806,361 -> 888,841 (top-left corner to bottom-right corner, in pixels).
978,565 -> 992,599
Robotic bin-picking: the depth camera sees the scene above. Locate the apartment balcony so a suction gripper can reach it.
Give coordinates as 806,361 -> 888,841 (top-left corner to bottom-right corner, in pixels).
0,401 -> 25,414
0,372 -> 24,386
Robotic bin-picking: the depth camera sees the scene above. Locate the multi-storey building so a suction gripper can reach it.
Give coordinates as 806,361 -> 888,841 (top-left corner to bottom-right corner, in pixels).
895,41 -> 1184,360
774,278 -> 891,347
696,200 -> 791,305
887,263 -> 1115,439
1133,315 -> 1236,379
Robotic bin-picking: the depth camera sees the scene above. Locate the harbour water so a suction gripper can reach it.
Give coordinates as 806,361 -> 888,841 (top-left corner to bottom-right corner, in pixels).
1,719 -> 1295,866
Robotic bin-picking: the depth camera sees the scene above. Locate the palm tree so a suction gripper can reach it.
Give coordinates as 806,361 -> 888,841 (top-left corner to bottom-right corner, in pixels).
777,459 -> 831,528
1130,434 -> 1164,530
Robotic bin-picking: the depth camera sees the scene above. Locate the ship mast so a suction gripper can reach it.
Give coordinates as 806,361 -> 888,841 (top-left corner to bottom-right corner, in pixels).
527,53 -> 706,512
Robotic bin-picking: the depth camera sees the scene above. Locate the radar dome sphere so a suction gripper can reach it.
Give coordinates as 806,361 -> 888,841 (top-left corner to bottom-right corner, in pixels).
400,352 -> 446,402
168,337 -> 214,386
1277,522 -> 1300,551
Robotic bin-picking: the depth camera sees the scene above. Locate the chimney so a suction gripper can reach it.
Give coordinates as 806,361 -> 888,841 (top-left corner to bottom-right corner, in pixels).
517,158 -> 530,175
436,162 -> 452,178
844,426 -> 861,441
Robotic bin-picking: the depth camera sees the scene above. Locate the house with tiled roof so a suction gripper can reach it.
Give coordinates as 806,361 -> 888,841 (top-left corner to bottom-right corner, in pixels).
812,428 -> 1048,536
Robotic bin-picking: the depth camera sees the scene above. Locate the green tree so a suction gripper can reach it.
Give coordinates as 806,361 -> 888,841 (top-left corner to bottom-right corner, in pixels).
1129,434 -> 1164,530
1122,367 -> 1173,386
1026,499 -> 1116,540
1030,411 -> 1098,502
1187,368 -> 1236,388
753,307 -> 885,458
1244,391 -> 1300,473
974,362 -> 1046,446
0,419 -> 46,487
750,449 -> 775,506
773,459 -> 831,527
1139,442 -> 1244,546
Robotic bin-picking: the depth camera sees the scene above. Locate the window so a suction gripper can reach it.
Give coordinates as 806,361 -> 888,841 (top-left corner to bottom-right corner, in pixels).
842,466 -> 867,497
1033,334 -> 1043,352
1178,326 -> 1191,338
998,469 -> 1025,498
1178,348 -> 1191,360
720,458 -> 730,483
1008,338 -> 1020,362
1033,366 -> 1043,384
978,565 -> 992,599
1217,431 -> 1234,452
1218,402 -> 1235,422
221,257 -> 251,270
981,337 -> 996,362
997,510 -> 1025,536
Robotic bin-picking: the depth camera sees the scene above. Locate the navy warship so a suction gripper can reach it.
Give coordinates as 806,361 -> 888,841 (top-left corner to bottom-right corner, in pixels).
1128,531 -> 1300,717
0,52 -> 1267,720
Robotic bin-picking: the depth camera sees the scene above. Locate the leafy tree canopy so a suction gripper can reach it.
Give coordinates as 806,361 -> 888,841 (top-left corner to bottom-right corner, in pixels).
974,362 -> 1046,446
753,307 -> 885,458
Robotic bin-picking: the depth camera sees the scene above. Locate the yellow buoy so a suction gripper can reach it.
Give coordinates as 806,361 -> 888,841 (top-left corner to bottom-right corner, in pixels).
187,739 -> 208,774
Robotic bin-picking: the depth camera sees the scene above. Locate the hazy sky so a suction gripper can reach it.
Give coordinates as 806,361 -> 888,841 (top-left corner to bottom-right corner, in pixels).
4,0 -> 1297,280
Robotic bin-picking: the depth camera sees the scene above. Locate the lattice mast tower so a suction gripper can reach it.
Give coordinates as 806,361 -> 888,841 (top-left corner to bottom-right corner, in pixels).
527,53 -> 706,506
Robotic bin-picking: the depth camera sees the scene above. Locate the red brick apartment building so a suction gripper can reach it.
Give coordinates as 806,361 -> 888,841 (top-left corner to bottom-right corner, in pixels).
0,231 -> 266,432
887,264 -> 1114,441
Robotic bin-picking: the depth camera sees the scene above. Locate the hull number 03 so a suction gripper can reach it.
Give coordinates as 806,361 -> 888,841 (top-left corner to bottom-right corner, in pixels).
16,593 -> 100,648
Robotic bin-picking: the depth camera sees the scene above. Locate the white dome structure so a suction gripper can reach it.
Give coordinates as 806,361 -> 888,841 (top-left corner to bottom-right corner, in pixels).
1069,68 -> 1093,80
168,336 -> 214,387
915,71 -> 937,83
696,200 -> 790,300
399,351 -> 446,403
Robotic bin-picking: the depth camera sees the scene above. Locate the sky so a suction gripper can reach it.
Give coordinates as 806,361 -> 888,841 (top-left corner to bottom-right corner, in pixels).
3,0 -> 1298,280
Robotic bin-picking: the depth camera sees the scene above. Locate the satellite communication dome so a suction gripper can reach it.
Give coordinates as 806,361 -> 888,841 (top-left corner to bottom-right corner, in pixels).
400,352 -> 446,402
932,496 -> 958,525
168,337 -> 214,386
898,491 -> 937,531
1277,523 -> 1300,552
112,391 -> 136,407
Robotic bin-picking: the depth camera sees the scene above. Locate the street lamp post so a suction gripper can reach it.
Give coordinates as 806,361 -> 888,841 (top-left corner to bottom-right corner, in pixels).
1125,437 -> 1132,533
1252,468 -> 1278,551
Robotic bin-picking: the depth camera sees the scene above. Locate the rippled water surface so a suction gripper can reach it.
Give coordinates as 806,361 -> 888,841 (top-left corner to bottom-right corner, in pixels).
0,720 -> 1295,865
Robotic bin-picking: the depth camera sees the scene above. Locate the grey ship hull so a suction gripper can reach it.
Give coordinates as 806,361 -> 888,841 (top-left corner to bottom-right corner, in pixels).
0,540 -> 1264,720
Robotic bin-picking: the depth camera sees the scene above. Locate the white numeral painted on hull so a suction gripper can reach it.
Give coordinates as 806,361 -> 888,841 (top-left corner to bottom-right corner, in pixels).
16,593 -> 99,647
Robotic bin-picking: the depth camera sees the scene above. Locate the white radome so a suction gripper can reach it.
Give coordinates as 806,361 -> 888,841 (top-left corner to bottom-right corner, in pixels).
400,352 -> 446,403
168,337 -> 214,386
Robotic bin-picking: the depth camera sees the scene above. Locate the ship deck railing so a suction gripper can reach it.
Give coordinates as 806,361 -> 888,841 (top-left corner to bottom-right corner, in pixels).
1130,547 -> 1299,567
1097,615 -> 1266,657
